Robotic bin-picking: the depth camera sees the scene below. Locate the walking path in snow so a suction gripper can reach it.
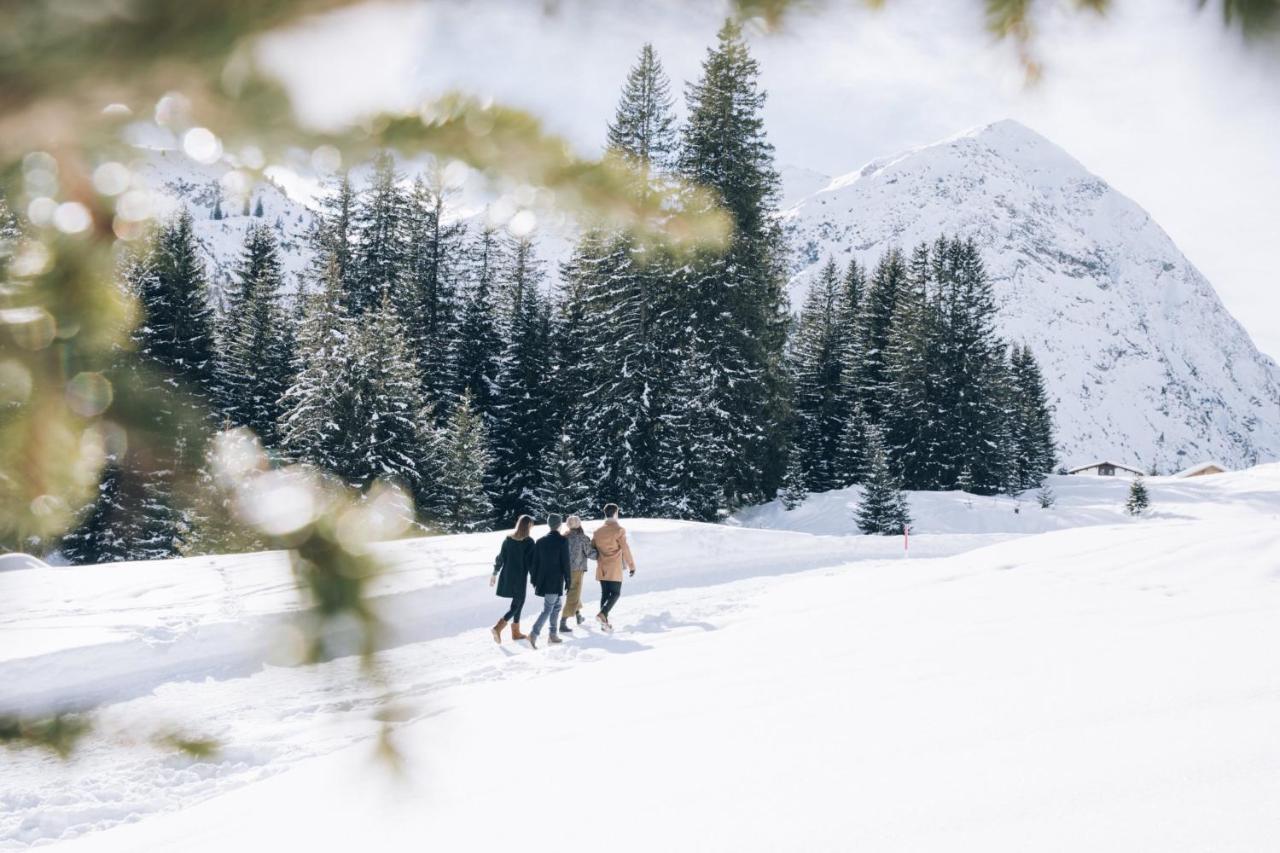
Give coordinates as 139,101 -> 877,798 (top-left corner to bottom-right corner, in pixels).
3,470 -> 1279,850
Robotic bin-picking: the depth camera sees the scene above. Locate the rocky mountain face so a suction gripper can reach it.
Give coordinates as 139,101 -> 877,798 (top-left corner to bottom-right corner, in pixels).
140,119 -> 1280,472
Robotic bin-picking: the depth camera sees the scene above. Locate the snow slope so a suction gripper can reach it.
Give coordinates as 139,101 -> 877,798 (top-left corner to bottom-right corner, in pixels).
783,120 -> 1280,471
4,468 -> 1280,850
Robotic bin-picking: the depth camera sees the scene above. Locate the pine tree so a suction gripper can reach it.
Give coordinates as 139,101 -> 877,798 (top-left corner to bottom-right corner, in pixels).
253,196 -> 264,217
651,346 -> 727,521
437,390 -> 494,533
779,448 -> 807,511
882,243 -> 942,490
349,152 -> 409,313
790,257 -> 851,492
59,457 -> 130,564
1036,482 -> 1056,509
241,195 -> 250,217
678,19 -> 790,507
851,247 -> 906,426
211,196 -> 223,221
219,223 -> 293,446
488,263 -> 554,520
1010,343 -> 1057,490
533,433 -> 592,520
309,172 -> 357,295
835,400 -> 870,485
400,172 -> 467,413
452,226 -> 505,426
856,426 -> 911,535
607,42 -> 678,186
1126,477 -> 1150,516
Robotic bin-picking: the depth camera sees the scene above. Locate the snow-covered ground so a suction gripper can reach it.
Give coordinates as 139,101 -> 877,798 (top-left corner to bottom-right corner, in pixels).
4,469 -> 1280,850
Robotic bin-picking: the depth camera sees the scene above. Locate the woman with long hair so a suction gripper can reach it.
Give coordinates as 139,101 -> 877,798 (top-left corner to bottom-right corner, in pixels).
490,514 -> 536,643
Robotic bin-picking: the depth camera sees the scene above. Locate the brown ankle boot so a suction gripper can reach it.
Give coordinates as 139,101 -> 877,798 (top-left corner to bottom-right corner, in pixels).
510,622 -> 527,641
491,618 -> 507,644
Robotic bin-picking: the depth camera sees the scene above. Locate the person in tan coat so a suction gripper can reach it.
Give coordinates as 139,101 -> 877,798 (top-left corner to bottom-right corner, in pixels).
591,503 -> 635,632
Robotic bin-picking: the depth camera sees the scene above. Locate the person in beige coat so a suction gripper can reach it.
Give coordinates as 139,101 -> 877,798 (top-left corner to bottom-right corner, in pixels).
591,503 -> 635,632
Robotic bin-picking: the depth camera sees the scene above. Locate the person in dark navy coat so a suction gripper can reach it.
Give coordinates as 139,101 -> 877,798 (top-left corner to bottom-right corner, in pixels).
490,515 -> 536,643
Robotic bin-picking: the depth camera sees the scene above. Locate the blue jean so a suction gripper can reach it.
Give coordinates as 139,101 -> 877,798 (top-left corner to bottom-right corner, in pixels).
532,593 -> 563,638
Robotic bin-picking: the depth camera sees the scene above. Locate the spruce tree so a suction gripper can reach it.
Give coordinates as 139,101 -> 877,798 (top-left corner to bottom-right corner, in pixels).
59,457 -> 130,564
488,263 -> 554,521
779,448 -> 807,511
1126,477 -> 1150,516
1036,482 -> 1056,509
856,426 -> 911,536
253,196 -> 265,217
883,243 -> 942,490
652,346 -> 727,521
1010,343 -> 1057,489
678,20 -> 790,506
452,227 -> 505,426
349,152 -> 408,313
400,172 -> 467,413
309,172 -> 357,295
790,257 -> 850,492
220,223 -> 293,446
533,433 -> 593,520
437,390 -> 494,533
851,247 -> 906,427
607,42 -> 678,185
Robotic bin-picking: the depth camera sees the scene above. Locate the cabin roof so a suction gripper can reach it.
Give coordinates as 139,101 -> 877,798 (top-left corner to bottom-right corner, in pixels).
1174,461 -> 1227,478
1066,460 -> 1146,475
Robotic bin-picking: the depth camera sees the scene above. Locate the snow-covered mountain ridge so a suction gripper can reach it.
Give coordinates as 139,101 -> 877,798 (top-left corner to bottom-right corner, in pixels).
139,120 -> 1280,471
782,120 -> 1280,471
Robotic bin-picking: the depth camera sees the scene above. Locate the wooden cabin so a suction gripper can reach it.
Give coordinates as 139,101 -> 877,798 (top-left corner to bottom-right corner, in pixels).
1066,461 -> 1145,478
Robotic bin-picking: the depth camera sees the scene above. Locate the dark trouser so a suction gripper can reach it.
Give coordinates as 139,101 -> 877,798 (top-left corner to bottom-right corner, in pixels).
600,580 -> 622,617
502,589 -> 526,623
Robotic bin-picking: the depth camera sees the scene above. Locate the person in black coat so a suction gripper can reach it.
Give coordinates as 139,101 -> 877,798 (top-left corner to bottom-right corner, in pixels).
527,513 -> 572,649
490,515 -> 536,644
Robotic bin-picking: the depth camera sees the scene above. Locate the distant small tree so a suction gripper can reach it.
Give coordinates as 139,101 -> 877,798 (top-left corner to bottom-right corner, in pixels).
211,197 -> 223,220
1126,477 -> 1150,516
242,195 -> 251,216
1036,482 -> 1056,509
779,449 -> 807,511
856,427 -> 910,535
253,196 -> 265,217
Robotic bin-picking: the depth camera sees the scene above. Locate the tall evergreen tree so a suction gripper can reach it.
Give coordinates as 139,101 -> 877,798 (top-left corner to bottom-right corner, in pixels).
678,19 -> 790,506
607,42 -> 678,182
219,223 -> 293,446
452,226 -> 506,426
309,172 -> 357,295
533,433 -> 592,520
400,172 -> 467,412
488,261 -> 554,521
1009,343 -> 1057,490
851,247 -> 906,427
349,153 -> 409,313
882,243 -> 942,490
437,390 -> 494,533
59,457 -> 130,564
789,257 -> 849,492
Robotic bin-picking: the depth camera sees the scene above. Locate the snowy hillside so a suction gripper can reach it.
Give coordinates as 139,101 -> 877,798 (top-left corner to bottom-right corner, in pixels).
4,467 -> 1280,850
783,120 -> 1280,471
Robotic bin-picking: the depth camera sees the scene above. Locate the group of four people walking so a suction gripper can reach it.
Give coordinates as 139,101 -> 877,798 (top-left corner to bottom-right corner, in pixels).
489,503 -> 637,648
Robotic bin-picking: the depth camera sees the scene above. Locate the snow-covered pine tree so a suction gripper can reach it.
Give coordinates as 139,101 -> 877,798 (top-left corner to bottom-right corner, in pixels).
253,196 -> 264,217
452,225 -> 506,426
856,425 -> 911,535
883,243 -> 942,490
308,172 -> 357,295
651,345 -> 727,521
1126,477 -> 1150,516
58,456 -> 130,564
211,197 -> 223,221
138,208 -> 218,396
219,223 -> 293,446
488,259 -> 554,521
678,19 -> 790,508
349,152 -> 409,314
241,195 -> 250,217
281,259 -> 357,474
567,43 -> 686,515
931,237 -> 1009,494
835,400 -> 870,486
437,390 -> 494,533
850,247 -> 906,427
1010,342 -> 1057,490
789,257 -> 849,492
779,447 -> 807,511
1036,482 -> 1056,509
400,172 -> 467,414
533,433 -> 593,520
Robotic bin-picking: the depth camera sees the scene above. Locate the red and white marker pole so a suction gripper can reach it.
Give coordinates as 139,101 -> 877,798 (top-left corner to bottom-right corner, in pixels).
903,524 -> 910,558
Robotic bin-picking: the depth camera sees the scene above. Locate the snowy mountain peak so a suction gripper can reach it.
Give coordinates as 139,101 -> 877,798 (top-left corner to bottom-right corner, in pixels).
783,121 -> 1280,471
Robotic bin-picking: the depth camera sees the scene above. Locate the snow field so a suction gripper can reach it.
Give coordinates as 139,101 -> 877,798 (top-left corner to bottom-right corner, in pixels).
3,466 -> 1279,850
